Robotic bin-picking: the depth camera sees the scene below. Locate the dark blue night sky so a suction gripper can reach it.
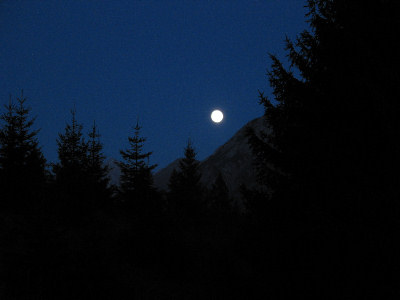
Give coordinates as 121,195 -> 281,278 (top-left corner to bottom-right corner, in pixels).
0,0 -> 307,169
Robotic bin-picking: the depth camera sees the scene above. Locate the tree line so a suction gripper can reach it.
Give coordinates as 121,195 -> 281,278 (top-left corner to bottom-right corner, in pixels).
1,0 -> 400,298
0,91 -> 241,298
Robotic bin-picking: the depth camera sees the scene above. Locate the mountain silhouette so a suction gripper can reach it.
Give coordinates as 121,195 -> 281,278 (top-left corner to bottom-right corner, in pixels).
154,116 -> 267,201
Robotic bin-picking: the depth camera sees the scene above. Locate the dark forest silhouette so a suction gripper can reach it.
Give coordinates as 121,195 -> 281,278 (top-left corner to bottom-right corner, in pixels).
1,1 -> 400,298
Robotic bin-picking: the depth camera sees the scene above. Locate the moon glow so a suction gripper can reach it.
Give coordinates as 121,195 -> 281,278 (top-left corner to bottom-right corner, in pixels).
211,110 -> 224,123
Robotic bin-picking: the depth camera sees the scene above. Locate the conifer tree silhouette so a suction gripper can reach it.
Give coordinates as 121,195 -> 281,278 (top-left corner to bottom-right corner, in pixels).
87,121 -> 112,207
53,109 -> 89,215
0,91 -> 47,299
0,91 -> 46,211
167,140 -> 203,218
118,121 -> 157,209
246,0 -> 400,295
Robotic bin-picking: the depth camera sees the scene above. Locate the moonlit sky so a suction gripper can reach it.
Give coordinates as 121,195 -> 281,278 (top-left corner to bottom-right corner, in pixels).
0,1 -> 307,170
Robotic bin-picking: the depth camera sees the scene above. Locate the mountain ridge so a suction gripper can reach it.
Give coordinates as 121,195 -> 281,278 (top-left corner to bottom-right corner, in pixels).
153,116 -> 267,200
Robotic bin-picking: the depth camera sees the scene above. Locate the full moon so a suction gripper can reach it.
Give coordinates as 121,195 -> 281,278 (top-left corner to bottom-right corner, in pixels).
211,110 -> 224,123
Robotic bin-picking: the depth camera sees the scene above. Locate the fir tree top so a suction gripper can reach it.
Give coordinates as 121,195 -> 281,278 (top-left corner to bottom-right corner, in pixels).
118,121 -> 157,198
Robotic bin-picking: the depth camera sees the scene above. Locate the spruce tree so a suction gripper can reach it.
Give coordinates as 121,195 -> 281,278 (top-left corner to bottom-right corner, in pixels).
53,109 -> 89,212
249,0 -> 400,219
165,140 -> 204,277
0,91 -> 46,211
87,121 -> 111,207
118,122 -> 157,208
179,140 -> 202,194
167,140 -> 203,216
246,0 -> 400,290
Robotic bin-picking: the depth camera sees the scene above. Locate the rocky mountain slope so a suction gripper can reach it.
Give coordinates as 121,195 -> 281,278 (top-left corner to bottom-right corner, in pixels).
153,116 -> 267,199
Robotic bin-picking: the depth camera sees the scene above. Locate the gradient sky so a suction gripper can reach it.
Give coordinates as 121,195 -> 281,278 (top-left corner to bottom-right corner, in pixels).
0,0 -> 308,170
